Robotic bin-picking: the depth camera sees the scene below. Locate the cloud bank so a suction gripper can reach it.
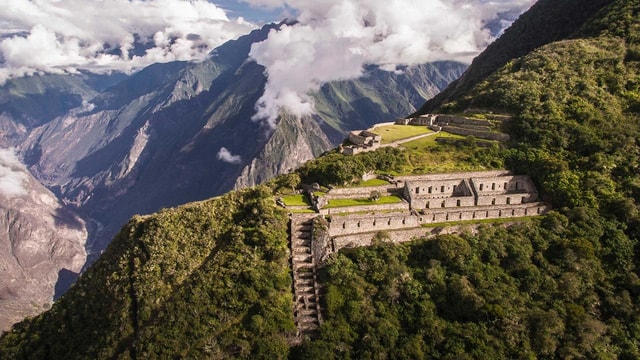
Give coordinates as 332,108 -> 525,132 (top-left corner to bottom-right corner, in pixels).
0,0 -> 257,84
247,0 -> 535,127
0,147 -> 27,198
217,147 -> 242,164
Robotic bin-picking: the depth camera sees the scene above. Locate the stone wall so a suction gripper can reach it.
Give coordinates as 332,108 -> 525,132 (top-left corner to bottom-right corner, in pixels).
328,212 -> 421,237
436,114 -> 492,127
320,201 -> 410,215
404,179 -> 471,198
394,170 -> 512,183
470,175 -> 537,195
325,202 -> 550,237
434,137 -> 495,148
442,126 -> 511,142
325,184 -> 402,199
411,196 -> 476,209
419,203 -> 549,222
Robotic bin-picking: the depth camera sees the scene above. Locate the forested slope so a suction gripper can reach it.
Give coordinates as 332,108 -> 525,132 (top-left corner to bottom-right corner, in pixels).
293,0 -> 640,358
0,187 -> 294,359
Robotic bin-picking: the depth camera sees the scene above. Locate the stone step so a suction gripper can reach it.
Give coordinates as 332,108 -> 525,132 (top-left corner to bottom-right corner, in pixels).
295,285 -> 315,293
295,282 -> 314,290
293,247 -> 311,254
293,254 -> 313,262
298,315 -> 320,325
297,271 -> 314,279
295,295 -> 317,305
295,262 -> 314,270
293,241 -> 311,249
297,308 -> 318,317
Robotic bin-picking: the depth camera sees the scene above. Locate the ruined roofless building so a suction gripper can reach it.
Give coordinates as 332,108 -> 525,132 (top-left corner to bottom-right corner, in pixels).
348,130 -> 381,147
403,174 -> 539,210
341,130 -> 382,155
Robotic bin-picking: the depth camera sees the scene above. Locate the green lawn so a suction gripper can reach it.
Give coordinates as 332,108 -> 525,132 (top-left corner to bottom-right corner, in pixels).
401,132 -> 467,151
281,194 -> 311,207
352,178 -> 389,187
372,125 -> 432,144
326,196 -> 403,208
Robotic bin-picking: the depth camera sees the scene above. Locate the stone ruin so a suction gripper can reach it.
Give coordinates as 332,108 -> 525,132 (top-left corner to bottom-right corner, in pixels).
396,114 -> 511,142
292,170 -> 550,265
341,130 -> 382,155
286,170 -> 550,341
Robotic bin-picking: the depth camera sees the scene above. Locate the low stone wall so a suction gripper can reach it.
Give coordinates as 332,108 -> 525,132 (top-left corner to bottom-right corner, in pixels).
320,201 -> 410,215
330,223 -> 500,254
411,196 -> 476,209
442,126 -> 511,142
332,228 -> 430,250
436,114 -> 492,127
475,193 -> 538,206
324,184 -> 402,199
418,202 -> 549,223
395,170 -> 512,183
326,202 -> 549,236
434,137 -> 496,148
328,212 -> 420,237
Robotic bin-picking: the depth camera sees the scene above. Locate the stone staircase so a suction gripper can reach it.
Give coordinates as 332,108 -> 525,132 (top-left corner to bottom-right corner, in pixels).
290,215 -> 323,341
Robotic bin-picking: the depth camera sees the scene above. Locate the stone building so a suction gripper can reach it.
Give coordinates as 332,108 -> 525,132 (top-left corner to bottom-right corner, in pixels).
470,175 -> 538,206
341,130 -> 382,155
403,178 -> 475,209
403,173 -> 539,210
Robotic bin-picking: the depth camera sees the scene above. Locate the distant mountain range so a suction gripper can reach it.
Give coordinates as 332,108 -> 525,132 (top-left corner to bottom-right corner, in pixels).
0,22 -> 466,329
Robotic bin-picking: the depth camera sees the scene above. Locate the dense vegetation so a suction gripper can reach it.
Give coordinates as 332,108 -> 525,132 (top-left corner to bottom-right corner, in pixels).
0,187 -> 294,359
297,212 -> 640,358
292,0 -> 640,358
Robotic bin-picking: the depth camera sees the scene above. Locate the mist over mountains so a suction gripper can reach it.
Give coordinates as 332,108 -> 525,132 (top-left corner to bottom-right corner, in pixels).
0,21 -> 466,330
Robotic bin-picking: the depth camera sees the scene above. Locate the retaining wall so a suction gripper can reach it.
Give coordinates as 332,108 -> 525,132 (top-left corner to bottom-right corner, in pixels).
436,115 -> 492,127
395,170 -> 512,183
328,213 -> 421,237
323,184 -> 402,200
320,201 -> 410,215
442,126 -> 511,141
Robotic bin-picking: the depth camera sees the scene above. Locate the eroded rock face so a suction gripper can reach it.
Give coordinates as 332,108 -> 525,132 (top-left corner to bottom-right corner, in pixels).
0,148 -> 86,331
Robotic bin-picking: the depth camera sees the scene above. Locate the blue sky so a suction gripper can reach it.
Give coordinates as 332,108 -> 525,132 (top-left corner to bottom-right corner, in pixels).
212,0 -> 292,23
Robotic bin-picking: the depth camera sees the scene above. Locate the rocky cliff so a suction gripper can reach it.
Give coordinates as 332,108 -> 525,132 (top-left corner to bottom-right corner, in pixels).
0,148 -> 86,332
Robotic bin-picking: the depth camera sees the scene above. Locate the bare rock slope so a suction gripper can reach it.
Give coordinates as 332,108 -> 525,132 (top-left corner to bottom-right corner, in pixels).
0,149 -> 86,331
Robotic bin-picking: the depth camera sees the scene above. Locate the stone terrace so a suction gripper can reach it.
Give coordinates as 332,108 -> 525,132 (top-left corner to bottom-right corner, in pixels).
285,170 -> 550,341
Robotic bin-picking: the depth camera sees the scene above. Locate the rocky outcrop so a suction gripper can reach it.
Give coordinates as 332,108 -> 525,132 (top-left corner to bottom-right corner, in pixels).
0,149 -> 87,331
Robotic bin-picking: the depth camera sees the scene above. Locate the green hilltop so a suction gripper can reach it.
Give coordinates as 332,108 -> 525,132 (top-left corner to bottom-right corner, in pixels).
3,0 -> 640,358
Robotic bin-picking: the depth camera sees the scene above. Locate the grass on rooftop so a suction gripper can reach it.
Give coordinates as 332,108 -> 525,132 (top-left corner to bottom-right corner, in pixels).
351,178 -> 389,187
281,194 -> 311,207
401,132 -> 467,151
325,196 -> 403,208
371,125 -> 433,144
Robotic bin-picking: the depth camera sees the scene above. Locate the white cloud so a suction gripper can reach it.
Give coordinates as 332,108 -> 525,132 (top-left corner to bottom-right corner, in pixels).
0,147 -> 27,198
246,0 -> 535,127
0,0 -> 257,84
217,147 -> 242,164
